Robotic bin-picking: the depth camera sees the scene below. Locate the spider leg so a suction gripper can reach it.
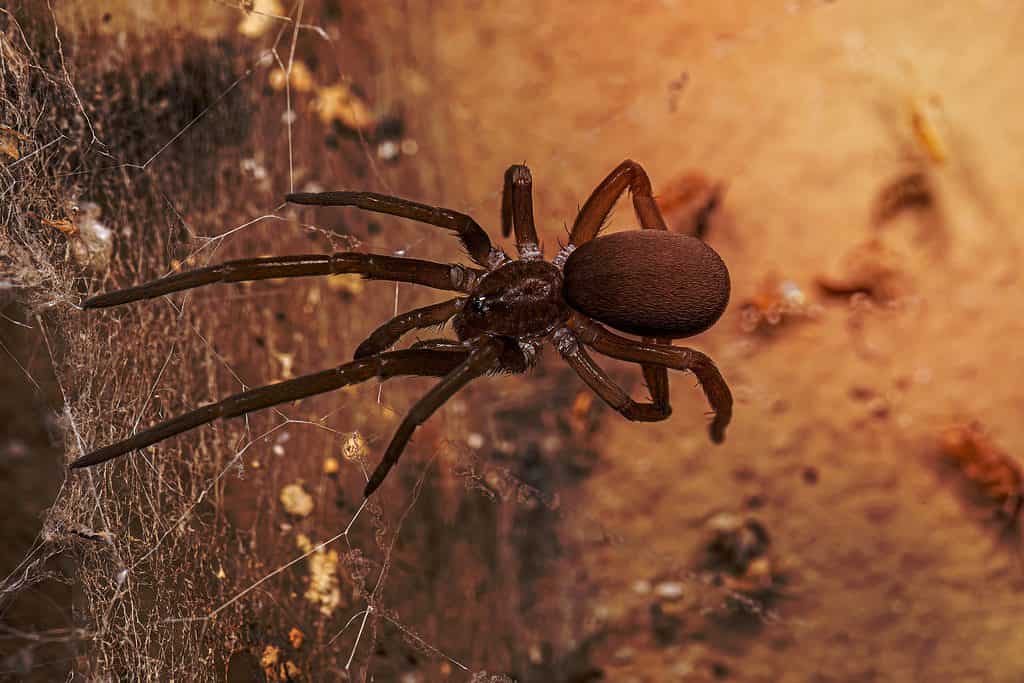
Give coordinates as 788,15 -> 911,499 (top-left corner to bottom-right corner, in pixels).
354,297 -> 465,359
567,159 -> 673,413
69,349 -> 469,469
640,354 -> 671,416
407,338 -> 468,353
286,191 -> 506,268
568,315 -> 732,443
553,328 -> 670,421
82,253 -> 480,308
501,164 -> 541,258
568,159 -> 667,247
364,341 -> 500,497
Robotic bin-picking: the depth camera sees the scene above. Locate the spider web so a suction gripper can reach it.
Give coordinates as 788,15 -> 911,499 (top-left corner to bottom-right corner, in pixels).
9,1 -> 1020,681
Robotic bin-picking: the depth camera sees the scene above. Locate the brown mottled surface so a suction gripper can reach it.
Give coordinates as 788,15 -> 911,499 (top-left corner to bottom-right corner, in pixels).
4,1 -> 1024,681
423,2 -> 1024,681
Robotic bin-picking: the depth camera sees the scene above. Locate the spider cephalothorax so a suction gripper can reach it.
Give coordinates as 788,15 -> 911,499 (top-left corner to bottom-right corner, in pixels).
73,160 -> 733,498
456,260 -> 569,343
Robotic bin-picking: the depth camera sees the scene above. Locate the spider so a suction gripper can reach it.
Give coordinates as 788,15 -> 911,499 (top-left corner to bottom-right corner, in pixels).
72,160 -> 733,498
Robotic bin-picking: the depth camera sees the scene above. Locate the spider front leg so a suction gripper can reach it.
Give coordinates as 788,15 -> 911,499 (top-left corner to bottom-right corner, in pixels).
287,191 -> 507,269
501,164 -> 541,258
568,315 -> 732,443
70,349 -> 470,469
553,328 -> 670,422
83,253 -> 481,308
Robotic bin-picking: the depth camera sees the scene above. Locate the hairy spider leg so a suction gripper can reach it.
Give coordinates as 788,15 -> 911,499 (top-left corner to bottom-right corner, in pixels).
407,338 -> 470,353
286,191 -> 505,268
81,253 -> 478,308
70,348 -> 469,470
568,315 -> 732,443
354,297 -> 465,359
568,159 -> 668,246
501,164 -> 541,258
568,159 -> 672,414
364,341 -> 499,497
555,328 -> 671,421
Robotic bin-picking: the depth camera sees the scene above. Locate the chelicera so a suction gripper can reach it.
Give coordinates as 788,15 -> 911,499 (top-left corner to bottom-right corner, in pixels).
72,160 -> 733,498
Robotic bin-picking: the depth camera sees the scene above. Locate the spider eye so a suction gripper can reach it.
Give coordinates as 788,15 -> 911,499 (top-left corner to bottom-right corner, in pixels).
469,295 -> 488,315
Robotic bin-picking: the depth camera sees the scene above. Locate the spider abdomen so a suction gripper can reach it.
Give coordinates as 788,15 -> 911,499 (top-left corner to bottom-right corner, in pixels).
562,230 -> 730,338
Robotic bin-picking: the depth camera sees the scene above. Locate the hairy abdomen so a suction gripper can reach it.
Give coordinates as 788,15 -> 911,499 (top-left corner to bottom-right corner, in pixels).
563,231 -> 730,338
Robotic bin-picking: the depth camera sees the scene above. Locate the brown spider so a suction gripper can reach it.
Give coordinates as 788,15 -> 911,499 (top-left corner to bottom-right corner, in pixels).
72,160 -> 733,498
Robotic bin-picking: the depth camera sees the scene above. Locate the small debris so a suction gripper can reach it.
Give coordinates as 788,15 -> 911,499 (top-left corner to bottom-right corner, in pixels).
667,70 -> 690,112
323,456 -> 340,474
0,124 -> 28,160
341,432 -> 367,462
315,82 -> 377,132
941,421 -> 1024,532
237,0 -> 285,38
910,94 -> 948,164
41,217 -> 77,236
240,157 -> 269,181
272,351 -> 295,380
36,202 -> 115,274
656,171 -> 724,238
653,581 -> 685,600
377,139 -> 400,162
70,202 -> 114,273
400,138 -> 419,156
739,275 -> 818,333
466,433 -> 485,449
269,61 -> 316,93
283,661 -> 302,680
569,390 -> 595,435
699,514 -> 783,606
288,627 -> 304,650
260,644 -> 281,680
72,528 -> 115,544
259,643 -> 303,683
279,483 -> 314,517
216,566 -> 227,580
873,171 -> 934,224
705,515 -> 770,567
816,237 -> 909,303
296,533 -> 343,615
327,273 -> 365,295
375,116 -> 405,163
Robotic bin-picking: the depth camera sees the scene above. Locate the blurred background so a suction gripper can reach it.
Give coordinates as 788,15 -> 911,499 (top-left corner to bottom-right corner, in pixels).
2,1 -> 1023,680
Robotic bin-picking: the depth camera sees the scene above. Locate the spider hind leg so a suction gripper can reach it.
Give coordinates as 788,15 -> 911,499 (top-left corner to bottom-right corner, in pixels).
70,349 -> 469,471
